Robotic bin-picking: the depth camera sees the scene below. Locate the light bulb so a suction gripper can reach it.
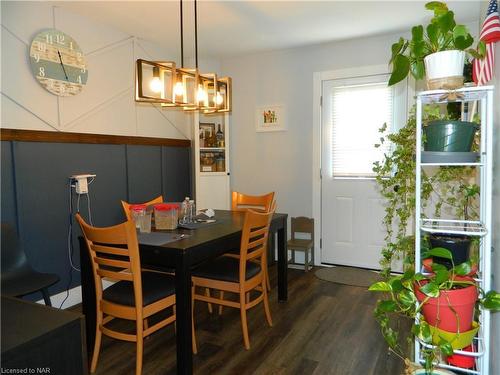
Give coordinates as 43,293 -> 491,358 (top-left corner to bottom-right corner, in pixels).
215,92 -> 223,105
150,77 -> 162,93
197,85 -> 207,103
174,82 -> 185,97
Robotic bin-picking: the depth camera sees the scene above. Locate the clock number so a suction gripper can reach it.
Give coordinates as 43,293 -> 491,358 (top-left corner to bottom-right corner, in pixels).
56,34 -> 65,44
39,67 -> 45,77
37,42 -> 46,52
45,34 -> 53,44
77,75 -> 82,84
34,53 -> 40,63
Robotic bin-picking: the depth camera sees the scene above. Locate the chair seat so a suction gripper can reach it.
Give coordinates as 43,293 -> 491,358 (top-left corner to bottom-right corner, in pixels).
287,239 -> 313,249
192,256 -> 261,283
1,268 -> 59,298
103,271 -> 175,307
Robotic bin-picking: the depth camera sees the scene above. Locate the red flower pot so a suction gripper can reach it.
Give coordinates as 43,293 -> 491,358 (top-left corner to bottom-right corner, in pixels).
446,344 -> 476,369
414,277 -> 478,332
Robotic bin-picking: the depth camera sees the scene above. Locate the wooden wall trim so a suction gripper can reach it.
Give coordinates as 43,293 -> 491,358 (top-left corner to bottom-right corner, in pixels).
0,128 -> 191,147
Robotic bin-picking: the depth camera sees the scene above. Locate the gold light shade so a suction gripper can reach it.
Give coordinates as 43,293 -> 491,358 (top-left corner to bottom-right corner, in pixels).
215,77 -> 232,113
175,67 -> 199,109
135,59 -> 176,105
198,73 -> 218,112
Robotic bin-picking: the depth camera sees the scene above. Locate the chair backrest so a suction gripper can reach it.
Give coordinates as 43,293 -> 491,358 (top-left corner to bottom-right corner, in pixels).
121,195 -> 163,221
1,223 -> 32,277
231,191 -> 275,212
238,208 -> 275,283
291,217 -> 314,242
75,214 -> 143,309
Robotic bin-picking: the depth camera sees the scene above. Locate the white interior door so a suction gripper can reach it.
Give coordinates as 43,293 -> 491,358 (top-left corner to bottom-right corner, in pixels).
320,74 -> 404,270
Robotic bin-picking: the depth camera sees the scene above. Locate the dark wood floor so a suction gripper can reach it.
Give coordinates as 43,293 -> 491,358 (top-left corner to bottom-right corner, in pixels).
87,266 -> 407,375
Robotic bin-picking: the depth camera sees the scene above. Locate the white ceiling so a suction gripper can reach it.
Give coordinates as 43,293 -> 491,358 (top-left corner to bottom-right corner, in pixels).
56,1 -> 481,59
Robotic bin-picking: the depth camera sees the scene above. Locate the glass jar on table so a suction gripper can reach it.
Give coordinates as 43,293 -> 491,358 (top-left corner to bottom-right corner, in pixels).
154,203 -> 179,230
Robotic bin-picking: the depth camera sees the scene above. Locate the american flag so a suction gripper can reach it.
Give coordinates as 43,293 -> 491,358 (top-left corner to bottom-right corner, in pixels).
473,0 -> 500,85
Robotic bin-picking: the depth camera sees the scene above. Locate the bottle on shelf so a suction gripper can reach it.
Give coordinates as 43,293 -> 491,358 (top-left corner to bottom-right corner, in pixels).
216,124 -> 224,147
199,130 -> 205,148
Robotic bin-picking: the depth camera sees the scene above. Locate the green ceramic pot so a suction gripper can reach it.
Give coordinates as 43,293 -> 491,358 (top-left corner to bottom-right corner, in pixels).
424,120 -> 478,152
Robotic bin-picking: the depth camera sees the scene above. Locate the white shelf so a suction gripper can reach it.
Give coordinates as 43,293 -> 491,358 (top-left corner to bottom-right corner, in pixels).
417,85 -> 494,104
420,162 -> 483,167
420,219 -> 487,236
414,85 -> 494,375
200,147 -> 225,151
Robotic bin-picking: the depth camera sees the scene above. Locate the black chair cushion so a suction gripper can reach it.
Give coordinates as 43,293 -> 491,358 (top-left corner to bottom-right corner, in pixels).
192,256 -> 261,283
1,268 -> 59,297
103,271 -> 175,307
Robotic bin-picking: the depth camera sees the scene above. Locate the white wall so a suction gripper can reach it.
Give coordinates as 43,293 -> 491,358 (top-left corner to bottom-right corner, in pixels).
0,1 -> 201,140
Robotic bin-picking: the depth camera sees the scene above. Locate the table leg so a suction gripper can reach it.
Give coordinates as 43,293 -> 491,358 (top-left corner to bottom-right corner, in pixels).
79,236 -> 96,356
277,217 -> 288,302
175,254 -> 193,375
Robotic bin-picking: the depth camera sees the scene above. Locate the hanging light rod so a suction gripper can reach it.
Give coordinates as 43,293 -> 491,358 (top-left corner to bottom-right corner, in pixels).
134,0 -> 231,113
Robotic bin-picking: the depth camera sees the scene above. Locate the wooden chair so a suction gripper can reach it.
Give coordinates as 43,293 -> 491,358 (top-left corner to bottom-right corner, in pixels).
192,208 -> 274,350
287,217 -> 314,272
230,191 -> 275,292
76,214 -> 196,375
231,191 -> 275,212
121,195 -> 163,221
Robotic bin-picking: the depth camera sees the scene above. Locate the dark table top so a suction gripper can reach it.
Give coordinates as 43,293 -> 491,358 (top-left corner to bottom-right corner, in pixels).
1,296 -> 83,354
144,210 -> 287,251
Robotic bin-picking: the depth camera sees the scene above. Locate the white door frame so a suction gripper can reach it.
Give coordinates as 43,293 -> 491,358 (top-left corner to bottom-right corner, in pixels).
312,65 -> 413,266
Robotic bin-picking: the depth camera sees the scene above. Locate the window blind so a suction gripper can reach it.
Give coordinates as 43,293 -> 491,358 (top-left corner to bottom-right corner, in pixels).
331,82 -> 393,177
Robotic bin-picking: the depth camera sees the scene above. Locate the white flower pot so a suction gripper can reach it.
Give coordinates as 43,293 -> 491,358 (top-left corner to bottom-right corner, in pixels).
424,50 -> 465,80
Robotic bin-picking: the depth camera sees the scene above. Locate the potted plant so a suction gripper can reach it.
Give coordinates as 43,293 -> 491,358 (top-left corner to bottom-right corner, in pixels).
373,106 -> 479,277
388,1 -> 485,90
369,248 -> 500,374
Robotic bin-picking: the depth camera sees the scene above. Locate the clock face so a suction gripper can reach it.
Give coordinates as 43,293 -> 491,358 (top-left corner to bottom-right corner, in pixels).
29,29 -> 88,97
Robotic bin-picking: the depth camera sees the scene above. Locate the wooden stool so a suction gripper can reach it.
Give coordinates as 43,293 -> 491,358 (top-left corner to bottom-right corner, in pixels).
287,217 -> 314,272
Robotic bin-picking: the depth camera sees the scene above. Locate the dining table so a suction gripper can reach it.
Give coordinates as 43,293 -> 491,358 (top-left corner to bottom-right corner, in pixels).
79,209 -> 288,375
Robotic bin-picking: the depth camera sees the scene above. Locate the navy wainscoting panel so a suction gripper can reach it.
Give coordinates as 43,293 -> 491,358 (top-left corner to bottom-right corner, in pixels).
1,136 -> 191,301
126,145 -> 163,210
162,146 -> 192,202
1,142 -> 17,226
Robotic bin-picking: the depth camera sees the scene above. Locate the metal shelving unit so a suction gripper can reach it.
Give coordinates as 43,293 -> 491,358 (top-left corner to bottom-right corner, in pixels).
414,86 -> 494,374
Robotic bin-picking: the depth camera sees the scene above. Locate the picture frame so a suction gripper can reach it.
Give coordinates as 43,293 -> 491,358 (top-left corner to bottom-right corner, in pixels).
199,123 -> 215,137
255,105 -> 285,132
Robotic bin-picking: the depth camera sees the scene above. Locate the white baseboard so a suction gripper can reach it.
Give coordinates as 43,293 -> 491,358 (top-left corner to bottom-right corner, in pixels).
36,280 -> 115,309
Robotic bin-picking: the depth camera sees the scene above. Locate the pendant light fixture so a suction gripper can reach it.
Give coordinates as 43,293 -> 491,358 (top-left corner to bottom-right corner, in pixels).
135,0 -> 231,112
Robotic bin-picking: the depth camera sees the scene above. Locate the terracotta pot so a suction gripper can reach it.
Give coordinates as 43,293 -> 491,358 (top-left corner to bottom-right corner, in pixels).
414,277 -> 477,332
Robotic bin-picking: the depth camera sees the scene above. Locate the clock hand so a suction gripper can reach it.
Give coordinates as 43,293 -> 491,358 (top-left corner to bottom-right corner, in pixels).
57,50 -> 69,81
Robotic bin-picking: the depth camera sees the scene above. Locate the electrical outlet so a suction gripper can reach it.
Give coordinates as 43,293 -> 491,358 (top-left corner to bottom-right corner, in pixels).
70,174 -> 96,195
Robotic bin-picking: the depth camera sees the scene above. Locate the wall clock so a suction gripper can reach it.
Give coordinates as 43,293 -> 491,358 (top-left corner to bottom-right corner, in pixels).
29,29 -> 88,97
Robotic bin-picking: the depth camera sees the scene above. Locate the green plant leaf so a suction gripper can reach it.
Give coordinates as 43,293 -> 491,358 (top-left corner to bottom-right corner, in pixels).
483,291 -> 500,310
389,54 -> 410,86
427,23 -> 439,47
378,300 -> 398,312
454,261 -> 472,276
390,38 -> 406,64
467,48 -> 483,60
434,269 -> 450,284
399,289 -> 416,308
389,277 -> 404,293
425,1 -> 448,12
439,341 -> 454,356
437,10 -> 456,33
410,60 -> 425,80
430,262 -> 447,272
411,25 -> 424,42
427,247 -> 453,260
369,281 -> 392,292
479,40 -> 486,56
418,321 -> 433,343
453,25 -> 474,50
420,282 -> 440,297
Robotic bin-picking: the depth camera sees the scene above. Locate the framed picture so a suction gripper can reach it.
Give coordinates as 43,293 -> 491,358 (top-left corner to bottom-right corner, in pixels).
199,123 -> 215,137
255,105 -> 285,132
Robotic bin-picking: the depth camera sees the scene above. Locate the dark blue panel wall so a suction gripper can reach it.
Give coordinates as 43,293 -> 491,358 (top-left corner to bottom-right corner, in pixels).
1,142 -> 17,226
126,145 -> 163,206
162,146 -> 192,202
1,140 -> 192,299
